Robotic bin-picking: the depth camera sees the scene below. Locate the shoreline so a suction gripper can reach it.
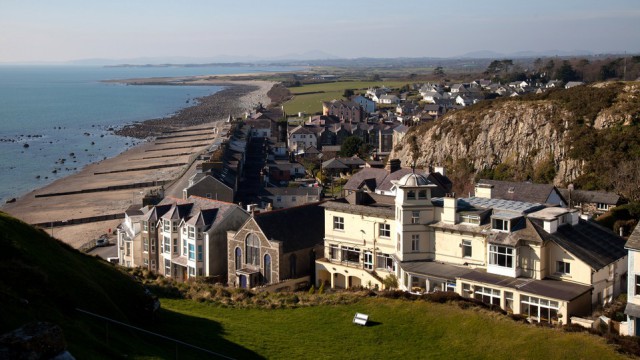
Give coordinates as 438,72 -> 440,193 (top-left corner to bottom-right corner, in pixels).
1,78 -> 276,248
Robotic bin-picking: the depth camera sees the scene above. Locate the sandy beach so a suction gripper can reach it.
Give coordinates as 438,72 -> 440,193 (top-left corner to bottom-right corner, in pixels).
1,78 -> 276,249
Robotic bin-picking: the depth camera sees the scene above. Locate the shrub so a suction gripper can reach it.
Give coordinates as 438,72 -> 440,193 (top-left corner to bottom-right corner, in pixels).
318,282 -> 325,294
308,285 -> 315,295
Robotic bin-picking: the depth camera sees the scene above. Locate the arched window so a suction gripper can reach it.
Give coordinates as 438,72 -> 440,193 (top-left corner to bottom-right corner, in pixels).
289,254 -> 297,277
235,247 -> 242,270
264,254 -> 271,284
246,233 -> 260,266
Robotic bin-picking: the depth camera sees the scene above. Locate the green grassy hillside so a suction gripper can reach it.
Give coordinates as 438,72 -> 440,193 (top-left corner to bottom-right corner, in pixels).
0,212 -> 156,358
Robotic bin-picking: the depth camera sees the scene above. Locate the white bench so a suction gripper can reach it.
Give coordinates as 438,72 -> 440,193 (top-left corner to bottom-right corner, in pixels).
353,312 -> 369,326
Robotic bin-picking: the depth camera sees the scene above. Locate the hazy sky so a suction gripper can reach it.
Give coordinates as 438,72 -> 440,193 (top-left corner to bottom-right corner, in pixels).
2,0 -> 639,62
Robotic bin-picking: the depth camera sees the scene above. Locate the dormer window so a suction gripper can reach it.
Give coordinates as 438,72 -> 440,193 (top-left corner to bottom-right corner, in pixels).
461,215 -> 480,225
418,190 -> 427,199
188,226 -> 195,239
407,190 -> 416,200
492,218 -> 509,232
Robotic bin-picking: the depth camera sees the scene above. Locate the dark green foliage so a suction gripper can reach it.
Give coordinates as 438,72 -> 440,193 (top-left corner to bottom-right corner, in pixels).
555,60 -> 579,82
342,89 -> 354,98
339,136 -> 363,157
532,154 -> 557,183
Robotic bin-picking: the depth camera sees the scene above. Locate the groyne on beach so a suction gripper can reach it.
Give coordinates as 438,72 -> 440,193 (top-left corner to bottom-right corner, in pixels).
1,78 -> 277,248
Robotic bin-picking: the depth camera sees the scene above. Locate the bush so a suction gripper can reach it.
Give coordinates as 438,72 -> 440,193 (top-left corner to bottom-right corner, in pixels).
308,285 -> 315,295
424,291 -> 460,303
318,282 -> 325,295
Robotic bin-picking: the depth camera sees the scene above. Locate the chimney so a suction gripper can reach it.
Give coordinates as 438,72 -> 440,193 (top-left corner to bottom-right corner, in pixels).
389,159 -> 401,173
443,195 -> 457,225
475,183 -> 493,199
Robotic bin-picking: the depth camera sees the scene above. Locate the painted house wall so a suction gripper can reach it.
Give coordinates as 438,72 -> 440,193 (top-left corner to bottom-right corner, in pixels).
434,229 -> 485,267
545,242 -> 592,285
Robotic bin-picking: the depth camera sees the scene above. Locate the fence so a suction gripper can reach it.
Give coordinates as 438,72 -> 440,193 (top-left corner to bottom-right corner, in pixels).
75,308 -> 235,359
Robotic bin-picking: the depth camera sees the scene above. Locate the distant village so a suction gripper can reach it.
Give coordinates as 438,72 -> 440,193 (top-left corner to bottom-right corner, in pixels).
112,76 -> 640,337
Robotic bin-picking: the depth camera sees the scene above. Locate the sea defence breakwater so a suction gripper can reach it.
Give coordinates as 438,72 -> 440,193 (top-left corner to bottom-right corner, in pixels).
1,78 -> 276,249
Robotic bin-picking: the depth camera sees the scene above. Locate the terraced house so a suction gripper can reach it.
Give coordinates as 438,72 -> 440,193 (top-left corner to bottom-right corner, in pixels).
316,173 -> 628,324
135,196 -> 249,281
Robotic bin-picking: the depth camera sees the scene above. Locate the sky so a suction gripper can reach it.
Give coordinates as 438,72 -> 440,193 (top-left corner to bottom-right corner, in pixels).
1,0 -> 639,63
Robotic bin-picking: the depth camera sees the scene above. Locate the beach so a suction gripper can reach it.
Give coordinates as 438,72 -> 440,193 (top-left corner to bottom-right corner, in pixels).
1,77 -> 276,249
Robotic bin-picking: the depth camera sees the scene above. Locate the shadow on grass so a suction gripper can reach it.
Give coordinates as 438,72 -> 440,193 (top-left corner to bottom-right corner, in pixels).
75,308 -> 263,359
364,320 -> 382,327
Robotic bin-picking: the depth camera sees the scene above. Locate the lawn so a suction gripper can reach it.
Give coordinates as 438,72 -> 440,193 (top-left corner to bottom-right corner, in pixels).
283,80 -> 408,115
154,297 -> 625,360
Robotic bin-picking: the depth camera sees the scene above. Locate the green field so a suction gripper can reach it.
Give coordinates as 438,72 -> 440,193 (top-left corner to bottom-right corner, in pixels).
155,297 -> 625,360
283,81 -> 408,115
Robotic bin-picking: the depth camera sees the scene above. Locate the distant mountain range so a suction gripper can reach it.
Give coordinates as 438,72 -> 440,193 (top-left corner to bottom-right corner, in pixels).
3,49 -> 633,66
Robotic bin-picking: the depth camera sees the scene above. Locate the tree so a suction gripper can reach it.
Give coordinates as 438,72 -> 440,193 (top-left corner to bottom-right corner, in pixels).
342,89 -> 354,99
433,66 -> 445,77
339,136 -> 364,157
555,61 -> 578,83
371,74 -> 382,81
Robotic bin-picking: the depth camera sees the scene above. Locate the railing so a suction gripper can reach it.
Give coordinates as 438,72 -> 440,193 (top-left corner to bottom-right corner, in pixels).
75,308 -> 235,359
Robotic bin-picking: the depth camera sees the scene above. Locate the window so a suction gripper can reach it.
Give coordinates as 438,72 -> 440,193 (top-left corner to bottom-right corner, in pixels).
333,216 -> 344,230
276,196 -> 282,203
461,215 -> 480,225
197,245 -> 203,261
188,226 -> 195,239
172,221 -> 178,232
379,223 -> 391,237
182,239 -> 187,256
125,242 -> 131,256
143,258 -> 149,266
246,233 -> 260,266
556,261 -> 570,275
462,283 -> 472,298
635,275 -> 640,296
364,251 -> 373,270
143,237 -> 149,252
151,259 -> 156,270
521,296 -> 559,323
418,190 -> 427,200
597,203 -> 609,211
462,240 -> 472,258
143,221 -> 148,231
489,245 -> 514,268
188,244 -> 195,261
376,253 -> 395,271
411,234 -> 420,252
188,266 -> 195,277
235,247 -> 242,270
173,238 -> 178,254
446,281 -> 456,292
329,244 -> 339,260
163,219 -> 170,232
411,211 -> 420,224
492,218 -> 509,232
341,246 -> 360,264
505,291 -> 514,312
407,190 -> 416,200
292,196 -> 297,202
474,286 -> 500,306
163,236 -> 171,253
264,254 -> 272,284
150,239 -> 155,253
164,259 -> 171,276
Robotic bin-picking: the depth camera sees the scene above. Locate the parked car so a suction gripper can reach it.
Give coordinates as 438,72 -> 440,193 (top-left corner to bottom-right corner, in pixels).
96,237 -> 109,247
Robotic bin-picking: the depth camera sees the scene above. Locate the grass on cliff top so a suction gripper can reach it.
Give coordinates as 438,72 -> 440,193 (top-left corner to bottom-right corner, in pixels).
0,212 -> 174,359
157,297 -> 624,360
284,80 -> 406,115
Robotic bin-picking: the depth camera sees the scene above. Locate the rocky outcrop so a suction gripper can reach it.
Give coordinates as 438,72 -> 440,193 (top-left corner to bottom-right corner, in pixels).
392,82 -> 640,191
0,322 -> 74,360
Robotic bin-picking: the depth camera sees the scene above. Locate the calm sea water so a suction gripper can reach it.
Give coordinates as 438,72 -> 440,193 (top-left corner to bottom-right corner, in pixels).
0,65 -> 293,202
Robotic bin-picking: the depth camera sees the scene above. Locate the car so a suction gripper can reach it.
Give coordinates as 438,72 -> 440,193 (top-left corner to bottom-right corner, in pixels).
96,238 -> 109,247
106,257 -> 119,264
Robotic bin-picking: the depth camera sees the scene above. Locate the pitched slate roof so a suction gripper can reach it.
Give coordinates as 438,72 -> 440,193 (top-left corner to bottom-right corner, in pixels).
151,196 -> 241,231
530,218 -> 627,270
626,224 -> 640,251
253,202 -> 325,253
343,167 -> 389,191
477,179 -> 560,204
260,187 -> 321,197
557,189 -> 621,206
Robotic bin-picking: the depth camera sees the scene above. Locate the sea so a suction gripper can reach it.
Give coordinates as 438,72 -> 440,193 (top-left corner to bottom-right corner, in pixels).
0,65 -> 294,203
